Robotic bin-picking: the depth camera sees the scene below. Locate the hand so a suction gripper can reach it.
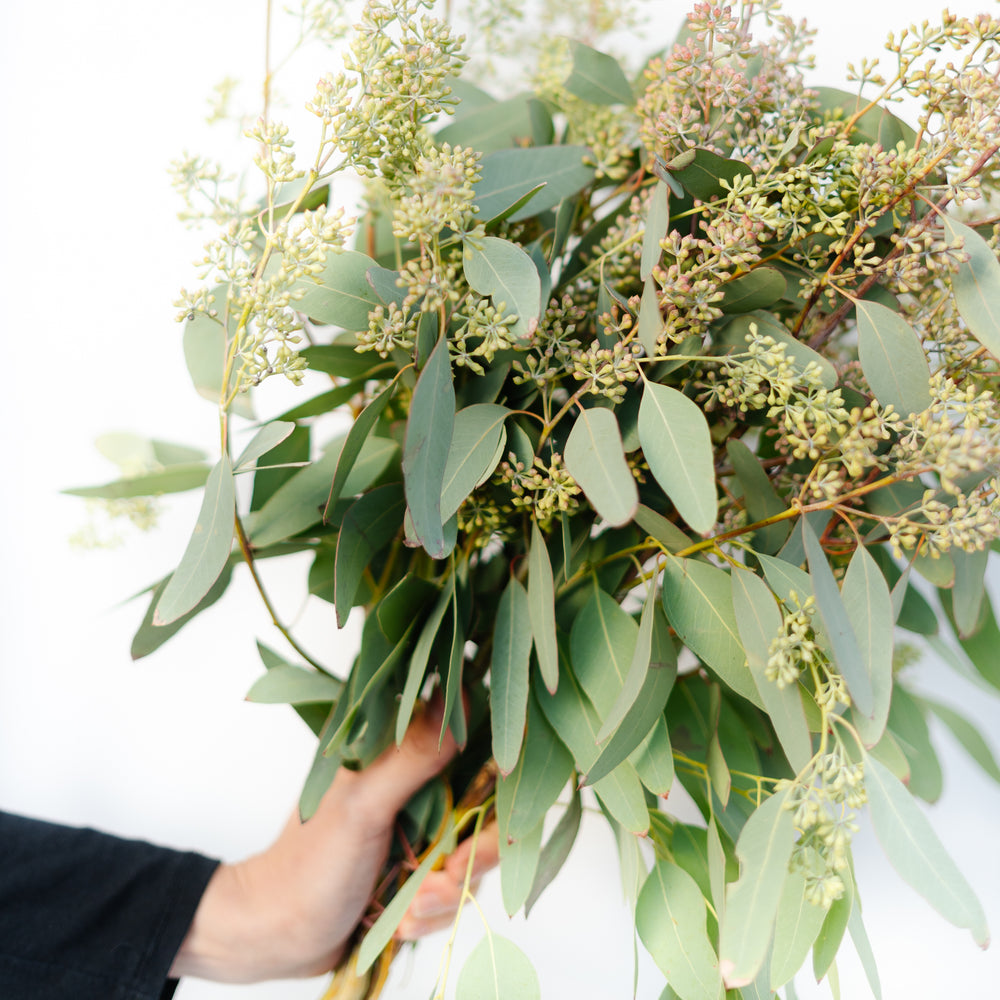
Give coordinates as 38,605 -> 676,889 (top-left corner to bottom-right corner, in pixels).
170,697 -> 461,983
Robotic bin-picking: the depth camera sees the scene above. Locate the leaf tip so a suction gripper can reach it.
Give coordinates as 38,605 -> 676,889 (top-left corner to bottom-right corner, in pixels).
719,959 -> 751,990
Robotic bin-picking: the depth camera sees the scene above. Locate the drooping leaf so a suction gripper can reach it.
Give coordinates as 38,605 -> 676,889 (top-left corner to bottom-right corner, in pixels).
441,404 -> 509,520
661,556 -> 763,708
491,578 -> 533,774
855,299 -> 932,417
463,236 -> 542,339
455,933 -> 541,1000
564,407 -> 638,527
638,381 -> 718,533
638,275 -> 664,355
154,455 -> 235,625
326,375 -> 400,517
842,543 -> 894,746
564,40 -> 633,104
292,250 -> 382,331
919,695 -> 1000,784
571,587 -> 638,716
245,664 -> 342,704
769,868 -> 828,989
497,694 -> 574,841
847,896 -> 883,1000
525,788 -> 582,916
628,715 -> 675,796
802,519 -> 874,717
718,791 -> 797,988
731,568 -> 812,772
950,546 -> 989,638
334,484 -> 407,627
234,422 -> 296,472
358,820 -> 458,974
63,464 -> 211,500
940,587 -> 1000,692
887,685 -> 942,803
499,817 -> 544,916
941,216 -> 1000,359
636,861 -> 724,1000
864,754 -> 989,947
395,578 -> 453,744
528,520 -> 559,692
641,180 -> 670,280
812,865 -> 854,982
719,268 -> 786,314
403,336 -> 455,558
473,145 -> 595,223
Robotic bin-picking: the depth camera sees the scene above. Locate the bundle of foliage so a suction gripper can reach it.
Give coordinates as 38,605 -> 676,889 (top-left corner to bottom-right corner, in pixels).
70,1 -> 1000,996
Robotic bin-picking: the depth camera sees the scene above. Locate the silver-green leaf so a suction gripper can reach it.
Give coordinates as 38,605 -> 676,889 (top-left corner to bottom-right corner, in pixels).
564,407 -> 638,527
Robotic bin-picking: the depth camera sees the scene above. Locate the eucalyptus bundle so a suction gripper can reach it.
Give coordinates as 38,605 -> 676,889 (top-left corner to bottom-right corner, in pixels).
71,1 -> 1000,996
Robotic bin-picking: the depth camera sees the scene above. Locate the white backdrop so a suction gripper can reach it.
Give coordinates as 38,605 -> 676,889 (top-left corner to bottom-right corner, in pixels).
2,2 -> 999,998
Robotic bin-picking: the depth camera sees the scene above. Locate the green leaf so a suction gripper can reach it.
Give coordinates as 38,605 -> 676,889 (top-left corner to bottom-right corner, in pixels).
437,94 -> 553,154
63,464 -> 211,499
131,564 -> 233,660
940,217 -> 1000,359
856,299 -> 932,417
941,587 -> 1000,692
951,546 -> 989,638
247,434 -> 397,547
292,250 -> 381,331
525,787 -> 581,915
326,375 -> 399,517
441,404 -> 509,520
769,869 -> 828,989
455,933 -> 541,1000
642,180 -> 670,280
847,897 -> 883,1000
812,867 -> 854,981
334,484 -> 407,627
731,569 -> 812,772
571,587 -> 638,716
802,519 -> 874,717
636,861 -> 724,1000
499,818 -> 544,916
887,685 -> 942,803
864,753 -> 989,946
245,664 -> 341,704
726,439 -> 791,554
638,381 -> 718,533
634,504 -> 692,552
661,556 -> 763,708
491,578 -> 533,774
497,694 -> 574,841
473,146 -> 595,224
719,268 -> 787,314
919,696 -> 1000,784
299,343 -> 389,380
629,715 -> 675,796
662,147 -> 754,202
528,521 -> 559,692
234,422 -> 296,472
403,336 -> 455,558
183,308 -> 253,418
564,407 -> 638,527
718,791 -> 797,988
154,455 -> 235,625
637,275 -> 663,355
842,543 -> 894,746
564,40 -> 633,104
395,578 -> 453,743
463,236 -> 542,338
358,820 -> 457,974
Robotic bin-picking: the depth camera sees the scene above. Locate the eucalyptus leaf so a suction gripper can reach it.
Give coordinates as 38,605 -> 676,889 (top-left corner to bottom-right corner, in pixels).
463,236 -> 542,338
571,587 -> 638,716
154,455 -> 235,625
437,94 -> 553,154
183,308 -> 254,419
403,336 -> 455,558
636,861 -> 724,1000
293,250 -> 382,331
245,664 -> 342,704
855,299 -> 932,417
525,789 -> 582,916
64,464 -> 211,500
564,407 -> 638,527
491,577 -> 533,774
638,275 -> 664,355
919,695 -> 1000,784
455,933 -> 541,1000
234,422 -> 296,471
726,438 -> 792,554
564,40 -> 633,104
499,817 -> 544,916
718,790 -> 797,988
719,268 -> 786,313
638,381 -> 718,534
864,754 -> 989,947
641,180 -> 670,280
528,520 -> 559,693
770,868 -> 828,989
663,147 -> 754,202
441,404 -> 509,520
941,216 -> 1000,359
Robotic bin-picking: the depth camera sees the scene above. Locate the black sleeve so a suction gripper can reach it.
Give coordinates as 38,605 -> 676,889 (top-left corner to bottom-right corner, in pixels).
0,810 -> 220,1000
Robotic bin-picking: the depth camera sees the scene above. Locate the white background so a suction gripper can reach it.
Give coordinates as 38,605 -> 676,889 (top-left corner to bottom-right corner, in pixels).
1,2 -> 999,998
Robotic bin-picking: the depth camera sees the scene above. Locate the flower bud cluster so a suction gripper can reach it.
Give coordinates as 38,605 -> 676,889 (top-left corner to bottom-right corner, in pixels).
779,748 -> 866,908
245,119 -> 303,185
498,452 -> 581,530
169,153 -> 245,228
451,297 -> 518,374
357,303 -> 417,358
766,591 -> 820,689
571,338 -> 642,403
392,144 -> 482,242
